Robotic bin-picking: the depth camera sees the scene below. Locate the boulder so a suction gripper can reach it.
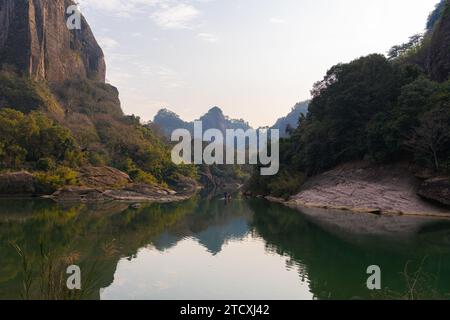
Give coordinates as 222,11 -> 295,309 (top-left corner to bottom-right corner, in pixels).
78,166 -> 132,188
426,1 -> 450,82
125,183 -> 175,196
168,174 -> 200,195
418,177 -> 450,206
50,183 -> 184,203
51,186 -> 106,202
0,171 -> 36,195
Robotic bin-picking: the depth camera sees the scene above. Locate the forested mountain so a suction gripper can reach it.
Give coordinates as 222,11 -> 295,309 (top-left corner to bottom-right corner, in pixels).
153,106 -> 251,138
247,0 -> 450,198
153,107 -> 254,188
0,0 -> 197,193
271,101 -> 309,138
152,109 -> 192,138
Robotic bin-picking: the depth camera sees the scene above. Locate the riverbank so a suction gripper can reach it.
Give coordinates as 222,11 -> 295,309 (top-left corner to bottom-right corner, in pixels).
0,166 -> 200,204
266,162 -> 450,219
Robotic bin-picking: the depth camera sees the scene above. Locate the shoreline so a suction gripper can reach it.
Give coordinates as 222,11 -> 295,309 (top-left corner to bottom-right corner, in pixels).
0,166 -> 201,205
263,162 -> 450,220
265,196 -> 450,220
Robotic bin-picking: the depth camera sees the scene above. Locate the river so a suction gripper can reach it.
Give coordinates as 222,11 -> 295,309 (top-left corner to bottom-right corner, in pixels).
1,195 -> 450,300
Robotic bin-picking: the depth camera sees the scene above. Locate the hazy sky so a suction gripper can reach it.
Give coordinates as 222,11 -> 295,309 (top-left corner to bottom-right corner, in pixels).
78,0 -> 439,128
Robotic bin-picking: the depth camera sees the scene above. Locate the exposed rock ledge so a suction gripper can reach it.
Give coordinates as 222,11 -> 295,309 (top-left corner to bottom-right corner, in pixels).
49,183 -> 193,204
267,162 -> 450,218
48,167 -> 200,203
0,166 -> 199,203
0,171 -> 36,195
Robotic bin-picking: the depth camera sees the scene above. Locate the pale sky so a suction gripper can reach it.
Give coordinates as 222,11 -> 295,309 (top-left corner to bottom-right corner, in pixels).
78,0 -> 439,128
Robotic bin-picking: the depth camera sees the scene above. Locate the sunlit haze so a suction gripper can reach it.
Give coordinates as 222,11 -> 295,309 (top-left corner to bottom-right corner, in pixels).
79,0 -> 439,127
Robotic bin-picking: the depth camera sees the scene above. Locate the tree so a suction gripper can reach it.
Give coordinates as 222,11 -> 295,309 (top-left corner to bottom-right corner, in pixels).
405,108 -> 450,172
0,108 -> 83,169
387,34 -> 424,60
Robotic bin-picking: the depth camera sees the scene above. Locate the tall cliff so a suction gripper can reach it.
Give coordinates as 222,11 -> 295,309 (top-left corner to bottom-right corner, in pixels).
426,0 -> 450,82
0,0 -> 105,83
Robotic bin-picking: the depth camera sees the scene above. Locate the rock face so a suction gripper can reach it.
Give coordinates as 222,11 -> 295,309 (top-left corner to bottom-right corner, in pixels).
289,162 -> 450,216
167,174 -> 200,195
47,166 -> 195,203
78,166 -> 132,188
426,0 -> 450,82
0,171 -> 35,195
418,177 -> 450,206
51,184 -> 188,203
0,0 -> 105,83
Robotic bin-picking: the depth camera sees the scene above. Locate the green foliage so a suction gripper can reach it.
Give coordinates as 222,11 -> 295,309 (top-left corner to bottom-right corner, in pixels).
0,69 -> 64,115
93,113 -> 200,186
272,100 -> 309,138
297,55 -> 420,174
87,149 -> 109,166
34,166 -> 79,193
404,84 -> 450,172
0,70 -> 46,113
366,77 -> 438,162
122,158 -> 158,185
0,109 -> 83,169
174,163 -> 200,181
266,171 -> 305,199
249,53 -> 450,197
0,72 -> 200,189
52,79 -> 123,117
36,158 -> 56,171
388,34 -> 424,61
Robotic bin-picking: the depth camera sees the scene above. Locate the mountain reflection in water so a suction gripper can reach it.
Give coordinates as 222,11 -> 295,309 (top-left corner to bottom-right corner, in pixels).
1,195 -> 450,300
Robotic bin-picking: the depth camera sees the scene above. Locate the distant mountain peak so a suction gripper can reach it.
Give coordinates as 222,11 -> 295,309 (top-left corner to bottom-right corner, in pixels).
207,106 -> 224,114
271,100 -> 309,138
156,108 -> 182,118
153,107 -> 251,137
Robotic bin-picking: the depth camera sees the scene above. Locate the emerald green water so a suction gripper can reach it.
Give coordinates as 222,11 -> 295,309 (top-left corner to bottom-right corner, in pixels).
1,195 -> 450,300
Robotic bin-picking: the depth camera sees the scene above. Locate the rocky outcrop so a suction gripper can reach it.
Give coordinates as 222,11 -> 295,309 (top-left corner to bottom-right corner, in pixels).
0,171 -> 35,195
46,166 -> 196,203
0,0 -> 105,83
418,177 -> 450,206
286,162 -> 450,216
50,183 -> 189,203
426,0 -> 450,82
78,166 -> 132,188
167,174 -> 200,195
0,166 -> 198,203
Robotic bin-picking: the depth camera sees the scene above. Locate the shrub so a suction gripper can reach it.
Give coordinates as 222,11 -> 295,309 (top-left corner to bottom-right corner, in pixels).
34,167 -> 78,194
267,171 -> 305,199
130,169 -> 158,185
36,157 -> 56,171
0,109 -> 83,169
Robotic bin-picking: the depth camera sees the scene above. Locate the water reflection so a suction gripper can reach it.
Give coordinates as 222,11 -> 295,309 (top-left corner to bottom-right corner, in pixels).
1,196 -> 450,300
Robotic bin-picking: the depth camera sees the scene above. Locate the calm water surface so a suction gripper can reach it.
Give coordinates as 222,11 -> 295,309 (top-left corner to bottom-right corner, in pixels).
1,195 -> 450,300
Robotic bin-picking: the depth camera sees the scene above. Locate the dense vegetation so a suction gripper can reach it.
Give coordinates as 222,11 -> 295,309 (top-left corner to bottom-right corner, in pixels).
0,109 -> 81,169
271,101 -> 309,138
152,106 -> 254,186
248,0 -> 450,198
0,69 -> 198,189
153,106 -> 251,138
